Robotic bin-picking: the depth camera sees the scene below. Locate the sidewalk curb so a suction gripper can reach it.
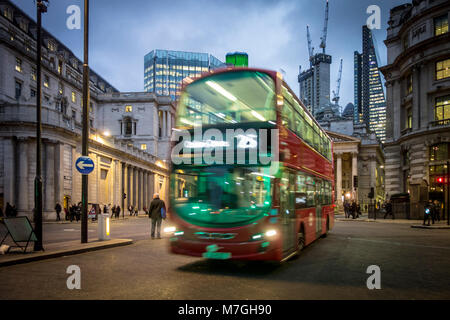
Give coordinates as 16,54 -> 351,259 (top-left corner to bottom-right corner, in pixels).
411,225 -> 450,229
0,239 -> 133,268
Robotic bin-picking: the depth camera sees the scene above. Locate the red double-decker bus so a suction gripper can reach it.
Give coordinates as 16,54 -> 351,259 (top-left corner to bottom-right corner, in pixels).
167,68 -> 334,262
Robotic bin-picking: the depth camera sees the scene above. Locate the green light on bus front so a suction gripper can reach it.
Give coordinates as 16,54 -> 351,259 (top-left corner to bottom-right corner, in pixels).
261,242 -> 270,248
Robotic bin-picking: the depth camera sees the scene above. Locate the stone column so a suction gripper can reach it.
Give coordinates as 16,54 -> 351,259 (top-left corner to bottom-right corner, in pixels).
44,142 -> 55,213
3,138 -> 15,206
54,143 -> 64,209
336,153 -> 342,208
143,171 -> 148,210
162,111 -> 167,138
352,152 -> 358,202
122,163 -> 128,212
138,169 -> 143,211
167,112 -> 171,137
133,167 -> 138,208
17,139 -> 28,212
127,165 -> 133,211
148,172 -> 154,200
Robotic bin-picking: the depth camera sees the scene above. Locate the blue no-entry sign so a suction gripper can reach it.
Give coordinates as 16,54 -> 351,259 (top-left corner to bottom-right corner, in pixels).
75,156 -> 95,175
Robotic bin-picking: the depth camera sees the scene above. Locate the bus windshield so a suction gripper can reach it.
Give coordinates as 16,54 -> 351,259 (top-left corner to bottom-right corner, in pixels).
171,166 -> 273,227
176,70 -> 276,127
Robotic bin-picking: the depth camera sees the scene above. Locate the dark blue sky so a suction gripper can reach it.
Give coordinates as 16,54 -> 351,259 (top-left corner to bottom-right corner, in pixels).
12,0 -> 408,107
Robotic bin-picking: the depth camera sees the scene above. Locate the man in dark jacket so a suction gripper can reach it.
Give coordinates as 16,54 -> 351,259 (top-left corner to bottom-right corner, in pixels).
149,193 -> 166,239
55,202 -> 62,221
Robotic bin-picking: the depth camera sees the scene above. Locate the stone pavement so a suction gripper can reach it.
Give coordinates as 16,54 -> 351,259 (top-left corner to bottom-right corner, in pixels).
335,214 -> 450,229
0,238 -> 133,267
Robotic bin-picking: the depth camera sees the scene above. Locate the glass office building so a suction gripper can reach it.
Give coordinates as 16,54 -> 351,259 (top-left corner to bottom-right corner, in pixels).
354,26 -> 386,142
144,50 -> 226,101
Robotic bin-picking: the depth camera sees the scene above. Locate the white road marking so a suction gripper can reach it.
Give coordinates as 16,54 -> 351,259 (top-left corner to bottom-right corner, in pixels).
63,229 -> 76,232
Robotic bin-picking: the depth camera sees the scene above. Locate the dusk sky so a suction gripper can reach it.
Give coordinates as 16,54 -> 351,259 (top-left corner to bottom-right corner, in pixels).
12,0 -> 408,108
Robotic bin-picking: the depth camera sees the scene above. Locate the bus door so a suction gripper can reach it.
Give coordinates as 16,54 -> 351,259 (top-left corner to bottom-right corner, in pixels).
280,170 -> 296,254
315,178 -> 322,237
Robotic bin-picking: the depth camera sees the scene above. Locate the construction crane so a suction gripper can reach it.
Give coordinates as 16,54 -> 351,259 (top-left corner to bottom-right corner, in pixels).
306,25 -> 314,67
332,58 -> 343,111
319,0 -> 329,54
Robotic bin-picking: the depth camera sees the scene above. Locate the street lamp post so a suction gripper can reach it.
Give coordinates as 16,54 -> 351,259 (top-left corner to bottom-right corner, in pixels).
81,0 -> 90,243
34,0 -> 48,252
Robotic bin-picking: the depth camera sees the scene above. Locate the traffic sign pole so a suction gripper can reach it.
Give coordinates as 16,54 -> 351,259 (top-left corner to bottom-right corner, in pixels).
81,0 -> 90,244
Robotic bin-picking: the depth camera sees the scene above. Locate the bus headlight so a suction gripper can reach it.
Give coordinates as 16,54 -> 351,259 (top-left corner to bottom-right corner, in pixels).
164,226 -> 176,233
265,229 -> 277,237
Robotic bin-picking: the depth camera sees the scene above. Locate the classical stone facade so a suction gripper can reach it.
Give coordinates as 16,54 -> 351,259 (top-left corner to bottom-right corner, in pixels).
380,0 -> 450,218
0,0 -> 173,219
315,100 -> 385,212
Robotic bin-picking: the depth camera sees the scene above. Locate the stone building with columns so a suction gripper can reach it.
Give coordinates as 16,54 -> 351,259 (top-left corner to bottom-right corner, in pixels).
380,0 -> 450,218
0,0 -> 173,219
316,103 -> 385,211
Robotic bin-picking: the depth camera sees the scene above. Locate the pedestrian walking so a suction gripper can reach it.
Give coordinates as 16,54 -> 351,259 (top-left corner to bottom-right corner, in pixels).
433,200 -> 441,222
134,208 -> 138,217
343,201 -> 349,218
384,200 -> 393,219
128,205 -> 133,216
55,202 -> 62,221
149,193 -> 166,239
103,204 -> 108,214
351,201 -> 357,219
111,205 -> 116,219
423,200 -> 435,226
5,202 -> 13,218
115,205 -> 121,219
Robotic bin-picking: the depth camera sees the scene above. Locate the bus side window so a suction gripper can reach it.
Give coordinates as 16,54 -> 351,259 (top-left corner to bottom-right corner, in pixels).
306,176 -> 315,207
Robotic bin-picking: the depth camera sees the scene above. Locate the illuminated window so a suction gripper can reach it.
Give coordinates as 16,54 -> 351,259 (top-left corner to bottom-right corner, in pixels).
434,14 -> 449,36
31,67 -> 36,81
71,91 -> 76,103
15,57 -> 22,72
48,40 -> 56,52
3,7 -> 12,20
436,58 -> 450,80
435,95 -> 450,121
125,105 -> 132,112
58,60 -> 62,74
430,143 -> 449,162
140,144 -> 147,150
406,74 -> 412,94
44,75 -> 49,88
406,108 -> 412,129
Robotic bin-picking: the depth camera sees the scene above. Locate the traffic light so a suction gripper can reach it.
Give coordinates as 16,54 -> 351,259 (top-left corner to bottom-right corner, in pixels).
353,176 -> 358,188
437,177 -> 444,184
123,193 -> 127,199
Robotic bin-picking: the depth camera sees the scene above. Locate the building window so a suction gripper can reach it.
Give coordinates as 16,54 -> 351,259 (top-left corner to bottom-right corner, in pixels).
124,118 -> 133,136
15,81 -> 22,100
435,95 -> 450,121
430,143 -> 449,162
406,108 -> 412,129
48,40 -> 56,52
406,74 -> 412,95
140,144 -> 147,150
125,105 -> 132,112
44,95 -> 50,104
436,58 -> 450,80
58,60 -> 62,74
31,67 -> 36,81
15,57 -> 22,72
44,75 -> 49,88
434,14 -> 449,36
58,83 -> 64,95
19,20 -> 27,33
30,88 -> 36,98
71,91 -> 76,103
3,7 -> 12,20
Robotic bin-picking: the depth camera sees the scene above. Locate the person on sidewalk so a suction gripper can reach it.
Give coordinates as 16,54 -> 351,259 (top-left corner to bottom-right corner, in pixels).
384,200 -> 393,219
111,205 -> 116,219
115,205 -> 121,219
433,200 -> 441,222
128,205 -> 133,216
350,201 -> 357,219
424,200 -> 435,226
149,193 -> 166,239
55,202 -> 62,221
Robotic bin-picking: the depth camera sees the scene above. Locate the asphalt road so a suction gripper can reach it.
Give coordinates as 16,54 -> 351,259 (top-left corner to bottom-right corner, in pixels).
1,220 -> 449,299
